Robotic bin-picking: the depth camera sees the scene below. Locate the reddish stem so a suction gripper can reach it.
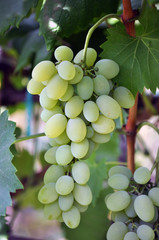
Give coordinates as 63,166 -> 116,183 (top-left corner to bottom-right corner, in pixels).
122,0 -> 138,172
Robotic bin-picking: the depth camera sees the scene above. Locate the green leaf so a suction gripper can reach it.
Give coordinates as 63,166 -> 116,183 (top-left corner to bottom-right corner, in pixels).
16,29 -> 52,71
0,0 -> 38,35
85,132 -> 120,205
38,0 -> 119,50
12,150 -> 34,178
0,111 -> 23,216
101,8 -> 159,95
63,188 -> 111,240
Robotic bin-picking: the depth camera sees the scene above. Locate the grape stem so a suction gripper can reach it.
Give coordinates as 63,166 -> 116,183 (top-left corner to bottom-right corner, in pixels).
136,121 -> 159,135
13,132 -> 45,144
82,13 -> 121,66
150,148 -> 159,184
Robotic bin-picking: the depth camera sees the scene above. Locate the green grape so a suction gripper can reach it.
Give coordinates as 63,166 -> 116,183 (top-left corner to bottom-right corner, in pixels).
93,74 -> 110,96
73,183 -> 92,206
108,166 -> 132,179
55,175 -> 74,195
32,60 -> 57,82
149,206 -> 158,223
124,194 -> 137,218
92,115 -> 115,134
124,232 -> 139,240
27,78 -> 44,95
96,95 -> 121,119
65,96 -> 84,118
38,183 -> 58,204
134,195 -> 155,222
46,74 -> 68,100
83,101 -> 99,122
62,206 -> 81,229
108,174 -> 129,190
95,59 -> 119,79
59,84 -> 74,101
91,132 -> 110,144
40,106 -> 63,122
71,138 -> 89,159
113,86 -> 135,109
44,201 -> 61,220
44,165 -> 65,184
81,140 -> 96,160
72,161 -> 90,185
39,88 -> 58,110
58,61 -> 75,80
134,167 -> 151,184
106,191 -> 131,212
137,225 -> 155,240
148,187 -> 159,207
69,65 -> 83,84
113,211 -> 129,223
66,118 -> 86,142
44,113 -> 67,138
44,146 -> 58,164
86,126 -> 94,139
54,45 -> 73,62
106,222 -> 128,240
77,76 -> 94,100
73,48 -> 97,67
54,130 -> 70,145
74,201 -> 88,213
56,144 -> 73,165
58,193 -> 74,211
109,80 -> 114,90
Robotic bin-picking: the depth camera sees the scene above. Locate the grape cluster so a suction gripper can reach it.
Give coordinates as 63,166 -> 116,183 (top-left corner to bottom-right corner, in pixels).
27,45 -> 135,228
105,165 -> 159,240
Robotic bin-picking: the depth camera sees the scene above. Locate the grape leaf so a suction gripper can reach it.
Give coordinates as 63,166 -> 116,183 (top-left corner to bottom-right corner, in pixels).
0,0 -> 38,34
38,0 -> 119,50
101,8 -> 159,95
16,29 -> 52,71
0,111 -> 23,216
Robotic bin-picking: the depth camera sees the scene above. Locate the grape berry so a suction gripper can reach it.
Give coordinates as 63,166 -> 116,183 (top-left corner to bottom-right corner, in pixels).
27,45 -> 135,229
106,165 -> 159,240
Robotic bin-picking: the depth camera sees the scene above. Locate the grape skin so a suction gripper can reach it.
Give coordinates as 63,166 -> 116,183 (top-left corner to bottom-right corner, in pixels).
44,113 -> 67,138
27,78 -> 44,95
83,101 -> 99,122
55,175 -> 74,195
54,45 -> 73,62
69,65 -> 83,84
134,167 -> 151,184
77,76 -> 94,100
62,206 -> 81,229
124,232 -> 139,240
66,118 -> 87,142
108,173 -> 129,190
65,95 -> 84,118
58,61 -> 75,80
137,224 -> 155,240
73,48 -> 97,67
93,74 -> 110,96
72,161 -> 90,185
44,165 -> 65,184
58,193 -> 74,211
95,59 -> 119,79
108,166 -> 132,179
44,201 -> 61,220
73,183 -> 92,206
39,88 -> 58,110
134,195 -> 155,222
148,187 -> 159,207
96,95 -> 121,119
40,106 -> 63,122
32,60 -> 57,82
106,191 -> 131,212
71,138 -> 89,159
113,86 -> 135,109
106,222 -> 128,240
92,115 -> 115,134
44,147 -> 58,164
38,183 -> 58,204
56,144 -> 73,165
91,132 -> 110,144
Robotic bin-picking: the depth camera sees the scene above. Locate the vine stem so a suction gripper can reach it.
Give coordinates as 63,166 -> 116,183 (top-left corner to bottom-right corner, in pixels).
137,121 -> 159,135
13,133 -> 45,144
122,0 -> 137,173
150,148 -> 159,184
83,13 -> 121,65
